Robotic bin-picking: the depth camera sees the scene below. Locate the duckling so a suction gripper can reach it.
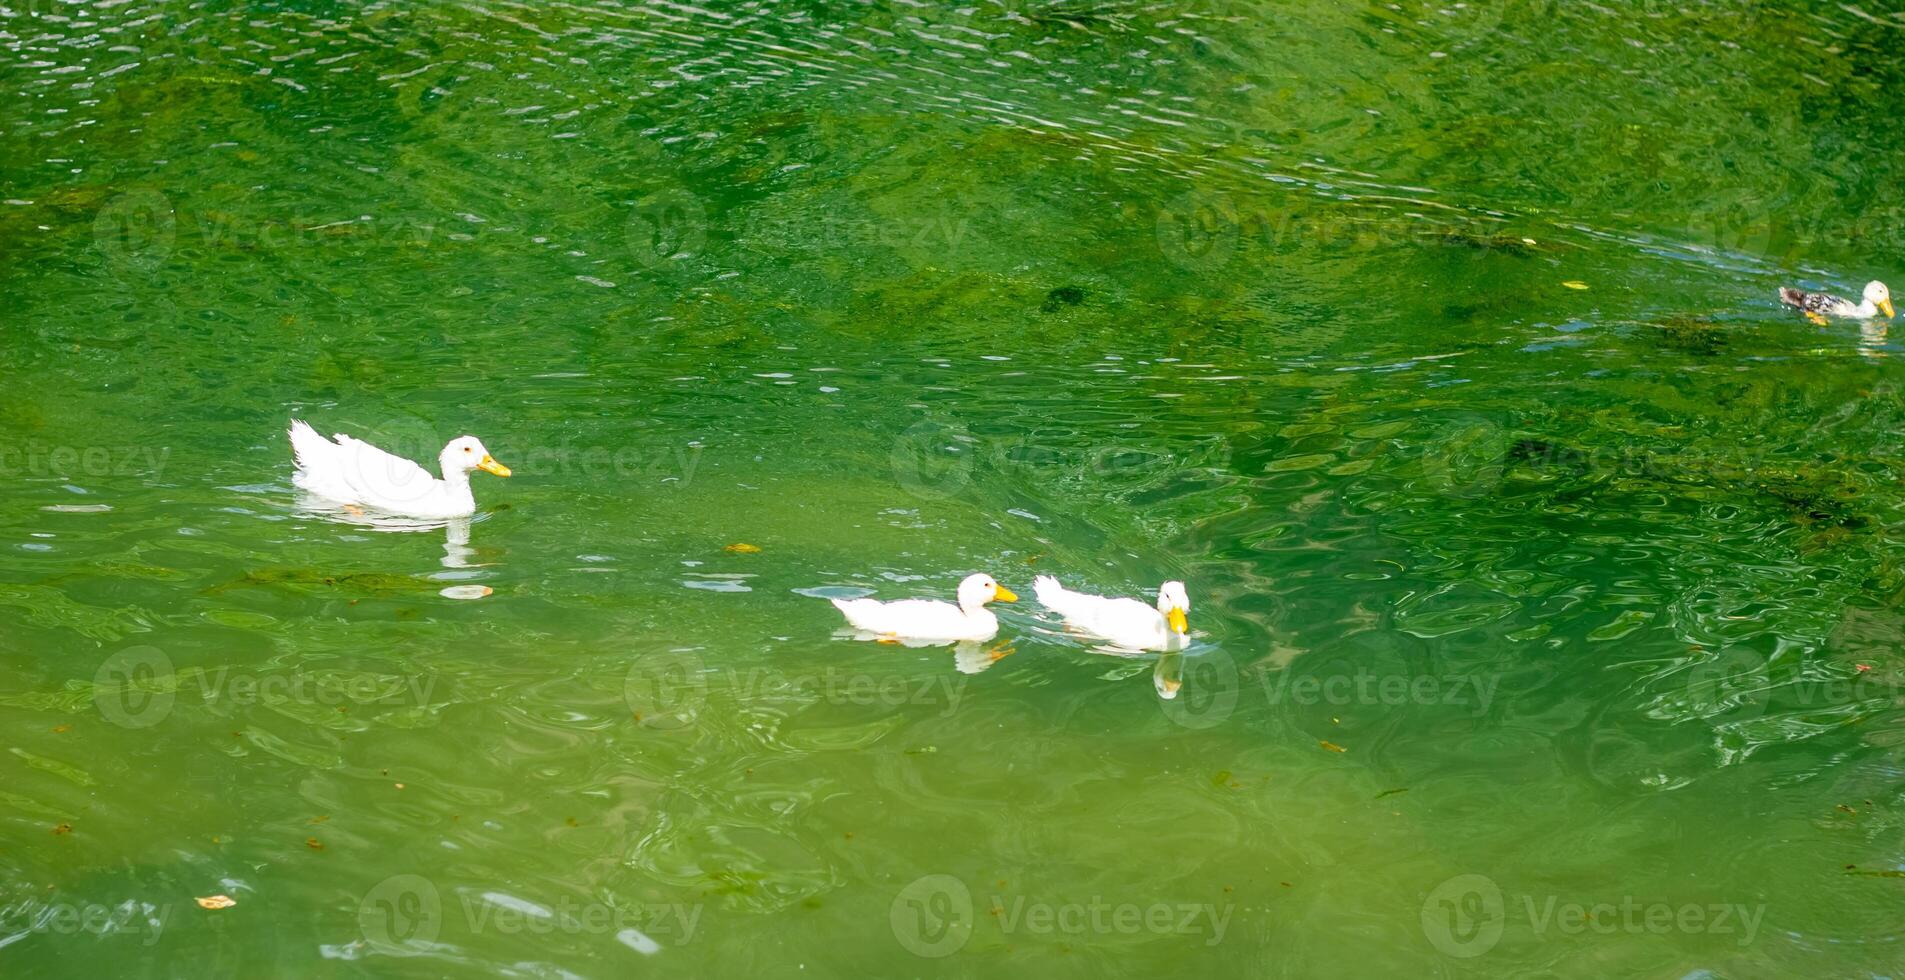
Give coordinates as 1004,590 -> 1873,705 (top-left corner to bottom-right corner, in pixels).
1778,281 -> 1895,325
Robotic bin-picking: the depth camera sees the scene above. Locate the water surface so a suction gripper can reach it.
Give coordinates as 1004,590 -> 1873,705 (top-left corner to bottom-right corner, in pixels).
5,0 -> 1905,975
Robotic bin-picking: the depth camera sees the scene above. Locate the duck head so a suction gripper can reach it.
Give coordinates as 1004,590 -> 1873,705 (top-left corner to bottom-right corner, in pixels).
441,436 -> 511,478
1866,281 -> 1895,318
1156,581 -> 1191,636
957,573 -> 1018,613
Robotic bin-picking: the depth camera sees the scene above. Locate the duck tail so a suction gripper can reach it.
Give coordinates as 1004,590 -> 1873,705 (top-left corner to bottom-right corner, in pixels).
1032,575 -> 1065,606
830,597 -> 872,629
287,419 -> 332,472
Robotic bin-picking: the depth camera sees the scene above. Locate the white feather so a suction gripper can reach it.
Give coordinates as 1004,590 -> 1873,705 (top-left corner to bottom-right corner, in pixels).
827,573 -> 1011,643
288,420 -> 502,519
1034,575 -> 1188,652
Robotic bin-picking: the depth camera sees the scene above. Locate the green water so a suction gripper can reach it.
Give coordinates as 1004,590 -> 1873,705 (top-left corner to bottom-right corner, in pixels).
6,0 -> 1905,975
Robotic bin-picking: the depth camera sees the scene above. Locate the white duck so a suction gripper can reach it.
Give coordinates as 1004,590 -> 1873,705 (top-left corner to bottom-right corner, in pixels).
830,573 -> 1017,642
1034,575 -> 1191,652
1778,280 -> 1895,323
288,420 -> 510,519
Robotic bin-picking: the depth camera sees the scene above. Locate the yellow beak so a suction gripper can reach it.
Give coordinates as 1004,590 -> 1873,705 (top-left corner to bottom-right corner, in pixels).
1882,298 -> 1896,318
1167,607 -> 1188,634
477,455 -> 512,477
992,585 -> 1019,603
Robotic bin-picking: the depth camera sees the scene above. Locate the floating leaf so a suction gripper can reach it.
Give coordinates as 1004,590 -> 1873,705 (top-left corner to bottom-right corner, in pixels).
1562,280 -> 1589,290
1319,740 -> 1347,753
724,543 -> 762,554
196,895 -> 236,910
1375,787 -> 1409,799
305,837 -> 324,850
51,823 -> 72,835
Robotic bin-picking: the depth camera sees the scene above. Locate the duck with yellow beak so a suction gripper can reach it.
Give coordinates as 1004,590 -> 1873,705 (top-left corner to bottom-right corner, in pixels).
1033,576 -> 1191,652
288,420 -> 510,519
1778,280 -> 1895,325
830,573 -> 1017,643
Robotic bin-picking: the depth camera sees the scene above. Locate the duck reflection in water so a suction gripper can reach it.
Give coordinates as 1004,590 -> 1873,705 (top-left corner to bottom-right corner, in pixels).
292,495 -> 496,574
1861,319 -> 1889,360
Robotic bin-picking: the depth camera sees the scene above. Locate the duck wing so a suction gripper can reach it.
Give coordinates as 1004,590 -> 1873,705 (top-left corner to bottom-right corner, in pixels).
1033,575 -> 1107,620
289,421 -> 440,508
1035,576 -> 1166,646
831,597 -> 972,638
1779,287 -> 1848,316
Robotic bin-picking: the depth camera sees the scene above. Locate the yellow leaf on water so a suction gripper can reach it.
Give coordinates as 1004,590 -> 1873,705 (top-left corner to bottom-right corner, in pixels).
1319,740 -> 1348,753
1561,280 -> 1589,290
196,895 -> 236,910
724,543 -> 762,554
